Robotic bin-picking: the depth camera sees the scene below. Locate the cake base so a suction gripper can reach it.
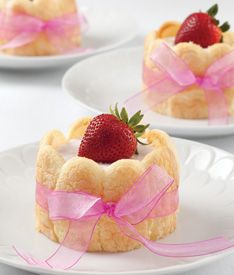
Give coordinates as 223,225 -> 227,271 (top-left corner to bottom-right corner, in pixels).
36,203 -> 177,252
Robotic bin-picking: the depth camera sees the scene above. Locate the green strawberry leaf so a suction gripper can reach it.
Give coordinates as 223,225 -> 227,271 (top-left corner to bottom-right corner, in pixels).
133,124 -> 150,133
207,4 -> 218,17
220,22 -> 230,32
109,105 -> 115,116
129,111 -> 144,126
114,103 -> 121,119
135,132 -> 144,138
120,107 -> 129,123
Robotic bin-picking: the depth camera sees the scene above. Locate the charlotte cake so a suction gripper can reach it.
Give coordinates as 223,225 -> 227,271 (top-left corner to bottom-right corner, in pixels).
36,108 -> 180,252
0,0 -> 80,56
144,4 -> 234,119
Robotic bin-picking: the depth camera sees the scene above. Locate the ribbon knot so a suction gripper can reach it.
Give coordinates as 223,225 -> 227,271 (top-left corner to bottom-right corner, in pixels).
196,76 -> 219,91
40,22 -> 48,31
103,202 -> 116,217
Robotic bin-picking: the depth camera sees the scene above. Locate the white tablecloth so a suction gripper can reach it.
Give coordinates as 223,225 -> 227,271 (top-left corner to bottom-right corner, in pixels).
0,0 -> 234,274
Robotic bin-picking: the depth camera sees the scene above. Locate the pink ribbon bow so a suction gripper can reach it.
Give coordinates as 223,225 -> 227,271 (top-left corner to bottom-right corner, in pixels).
125,43 -> 234,124
0,11 -> 90,54
14,164 -> 234,270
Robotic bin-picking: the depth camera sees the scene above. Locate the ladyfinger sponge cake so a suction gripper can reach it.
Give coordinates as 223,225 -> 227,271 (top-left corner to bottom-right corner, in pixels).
0,0 -> 80,56
36,107 -> 180,252
144,4 -> 234,119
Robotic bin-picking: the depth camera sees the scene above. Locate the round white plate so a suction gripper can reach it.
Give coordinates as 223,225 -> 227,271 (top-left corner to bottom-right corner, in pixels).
0,8 -> 138,69
63,47 -> 234,138
0,139 -> 234,275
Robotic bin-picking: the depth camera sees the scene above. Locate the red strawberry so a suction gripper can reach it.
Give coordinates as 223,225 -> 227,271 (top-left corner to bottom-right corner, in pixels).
78,105 -> 149,163
175,4 -> 230,48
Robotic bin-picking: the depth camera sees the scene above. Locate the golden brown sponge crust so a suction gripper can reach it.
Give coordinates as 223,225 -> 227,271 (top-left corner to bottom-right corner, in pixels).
36,118 -> 180,252
0,0 -> 80,56
144,23 -> 234,119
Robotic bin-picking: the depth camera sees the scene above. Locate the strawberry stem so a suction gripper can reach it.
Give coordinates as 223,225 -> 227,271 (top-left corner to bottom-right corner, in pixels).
137,138 -> 148,145
109,104 -> 150,145
213,19 -> 220,26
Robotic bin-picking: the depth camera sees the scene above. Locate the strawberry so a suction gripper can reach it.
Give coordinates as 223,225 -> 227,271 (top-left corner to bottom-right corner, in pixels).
78,105 -> 149,163
175,4 -> 230,48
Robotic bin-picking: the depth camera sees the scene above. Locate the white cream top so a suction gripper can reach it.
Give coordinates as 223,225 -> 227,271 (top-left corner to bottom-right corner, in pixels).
165,37 -> 175,45
58,139 -> 154,167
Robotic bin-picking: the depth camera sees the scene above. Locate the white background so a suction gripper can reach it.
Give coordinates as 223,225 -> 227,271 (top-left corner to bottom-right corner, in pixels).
0,0 -> 234,274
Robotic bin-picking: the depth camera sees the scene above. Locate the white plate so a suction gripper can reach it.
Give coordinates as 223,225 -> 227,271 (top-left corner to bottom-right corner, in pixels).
0,7 -> 138,69
63,47 -> 234,138
0,139 -> 234,275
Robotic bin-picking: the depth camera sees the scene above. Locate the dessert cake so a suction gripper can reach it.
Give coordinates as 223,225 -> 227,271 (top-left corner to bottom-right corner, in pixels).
0,0 -> 80,56
35,108 -> 179,252
144,4 -> 234,119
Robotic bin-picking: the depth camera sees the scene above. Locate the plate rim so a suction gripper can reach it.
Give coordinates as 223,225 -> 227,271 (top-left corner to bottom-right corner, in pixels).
0,138 -> 234,274
62,46 -> 234,138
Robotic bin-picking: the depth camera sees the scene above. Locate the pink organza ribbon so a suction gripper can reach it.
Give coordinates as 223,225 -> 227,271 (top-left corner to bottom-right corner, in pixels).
0,11 -> 91,54
13,164 -> 234,270
125,43 -> 234,124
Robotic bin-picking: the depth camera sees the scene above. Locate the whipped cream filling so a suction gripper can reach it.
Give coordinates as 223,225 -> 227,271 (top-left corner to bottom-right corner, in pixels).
58,139 -> 154,167
164,37 -> 175,45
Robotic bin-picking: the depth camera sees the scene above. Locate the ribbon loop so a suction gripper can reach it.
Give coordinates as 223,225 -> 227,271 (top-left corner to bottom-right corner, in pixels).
48,191 -> 102,220
115,165 -> 174,224
150,43 -> 196,86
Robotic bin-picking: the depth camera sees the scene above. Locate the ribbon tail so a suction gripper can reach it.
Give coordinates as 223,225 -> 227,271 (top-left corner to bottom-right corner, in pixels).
66,47 -> 94,55
12,246 -> 51,268
46,28 -> 69,54
116,217 -> 234,257
0,31 -> 38,50
14,215 -> 101,270
204,88 -> 229,125
124,76 -> 184,115
47,29 -> 93,55
46,215 -> 101,269
46,26 -> 93,55
78,13 -> 89,33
